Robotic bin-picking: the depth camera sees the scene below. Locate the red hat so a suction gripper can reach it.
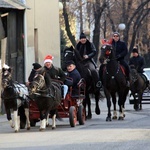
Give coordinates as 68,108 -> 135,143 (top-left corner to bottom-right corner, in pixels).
44,55 -> 54,64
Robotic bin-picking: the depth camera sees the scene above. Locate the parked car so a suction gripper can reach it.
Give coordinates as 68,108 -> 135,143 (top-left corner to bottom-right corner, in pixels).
129,68 -> 150,104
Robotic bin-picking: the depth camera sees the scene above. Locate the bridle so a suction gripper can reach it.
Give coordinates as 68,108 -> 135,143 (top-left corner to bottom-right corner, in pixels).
32,74 -> 46,92
101,44 -> 120,78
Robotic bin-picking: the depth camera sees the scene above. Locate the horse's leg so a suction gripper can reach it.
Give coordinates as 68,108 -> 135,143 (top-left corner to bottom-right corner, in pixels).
6,108 -> 14,128
118,92 -> 124,120
133,94 -> 139,111
46,113 -> 50,127
52,114 -> 56,129
111,93 -> 117,120
39,111 -> 47,131
24,108 -> 31,130
86,94 -> 92,119
138,92 -> 143,110
50,109 -> 56,129
105,90 -> 111,121
13,110 -> 19,132
95,91 -> 100,115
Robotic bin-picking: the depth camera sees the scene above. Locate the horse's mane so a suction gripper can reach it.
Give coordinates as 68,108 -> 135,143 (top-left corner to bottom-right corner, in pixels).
37,67 -> 52,87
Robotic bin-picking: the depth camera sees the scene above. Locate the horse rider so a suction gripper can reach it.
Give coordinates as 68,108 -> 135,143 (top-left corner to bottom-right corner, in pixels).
66,60 -> 81,96
129,46 -> 149,87
43,55 -> 68,99
26,62 -> 42,86
75,32 -> 101,88
112,32 -> 130,87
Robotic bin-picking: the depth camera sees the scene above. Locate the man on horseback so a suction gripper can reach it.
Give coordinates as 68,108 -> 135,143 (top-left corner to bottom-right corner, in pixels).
75,32 -> 101,88
129,47 -> 149,87
112,32 -> 130,87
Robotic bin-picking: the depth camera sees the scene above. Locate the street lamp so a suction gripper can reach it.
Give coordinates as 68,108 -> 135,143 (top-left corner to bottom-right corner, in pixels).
118,23 -> 126,30
59,2 -> 63,10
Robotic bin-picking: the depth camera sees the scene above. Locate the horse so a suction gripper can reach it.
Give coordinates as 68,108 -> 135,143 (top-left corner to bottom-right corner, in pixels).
129,66 -> 147,110
99,40 -> 129,121
63,46 -> 101,119
29,68 -> 62,131
1,65 -> 30,132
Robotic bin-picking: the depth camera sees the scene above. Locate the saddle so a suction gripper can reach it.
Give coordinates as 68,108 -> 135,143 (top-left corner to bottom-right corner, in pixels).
140,73 -> 149,87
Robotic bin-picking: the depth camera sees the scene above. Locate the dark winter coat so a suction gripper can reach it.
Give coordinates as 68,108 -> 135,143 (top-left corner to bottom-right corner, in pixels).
44,65 -> 66,82
68,68 -> 81,88
129,55 -> 145,73
28,69 -> 36,82
67,68 -> 81,95
112,39 -> 128,61
76,40 -> 97,67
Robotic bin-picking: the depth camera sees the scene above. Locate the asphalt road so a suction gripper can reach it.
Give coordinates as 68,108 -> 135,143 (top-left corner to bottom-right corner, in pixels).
0,96 -> 150,150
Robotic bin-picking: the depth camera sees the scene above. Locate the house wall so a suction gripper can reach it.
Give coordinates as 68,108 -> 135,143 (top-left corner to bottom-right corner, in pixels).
25,0 -> 60,82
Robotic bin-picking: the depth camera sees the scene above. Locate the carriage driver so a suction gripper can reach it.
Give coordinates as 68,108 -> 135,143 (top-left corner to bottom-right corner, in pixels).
129,47 -> 149,87
112,32 -> 130,87
43,55 -> 68,99
75,32 -> 101,88
26,63 -> 42,86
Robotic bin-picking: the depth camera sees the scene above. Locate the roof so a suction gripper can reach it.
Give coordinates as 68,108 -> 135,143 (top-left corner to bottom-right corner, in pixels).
0,0 -> 29,10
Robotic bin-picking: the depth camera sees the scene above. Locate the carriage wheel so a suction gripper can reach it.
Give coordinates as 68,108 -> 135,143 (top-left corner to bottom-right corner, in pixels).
78,105 -> 85,125
69,106 -> 77,127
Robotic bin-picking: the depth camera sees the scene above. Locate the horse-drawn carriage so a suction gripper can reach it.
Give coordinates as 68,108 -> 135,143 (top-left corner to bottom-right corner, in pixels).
29,78 -> 86,128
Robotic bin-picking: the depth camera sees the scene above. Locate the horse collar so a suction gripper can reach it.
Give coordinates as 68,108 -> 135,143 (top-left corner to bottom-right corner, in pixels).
106,65 -> 120,79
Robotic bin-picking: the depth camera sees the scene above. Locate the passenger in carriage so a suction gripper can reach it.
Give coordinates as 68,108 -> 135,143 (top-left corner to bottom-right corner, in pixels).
129,46 -> 149,86
112,31 -> 130,87
75,32 -> 101,88
43,55 -> 68,99
66,60 -> 81,96
26,62 -> 42,86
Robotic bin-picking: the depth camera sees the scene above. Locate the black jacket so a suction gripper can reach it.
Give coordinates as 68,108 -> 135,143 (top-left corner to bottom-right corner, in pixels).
28,69 -> 36,82
76,40 -> 97,67
112,39 -> 128,61
67,68 -> 81,88
129,55 -> 145,73
44,65 -> 66,82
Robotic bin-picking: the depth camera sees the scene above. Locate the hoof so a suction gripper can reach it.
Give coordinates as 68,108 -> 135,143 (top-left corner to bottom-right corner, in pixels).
27,127 -> 30,130
106,117 -> 111,121
112,116 -> 117,120
39,128 -> 45,131
118,116 -> 124,120
95,107 -> 100,115
46,124 -> 50,127
86,114 -> 92,119
15,130 -> 19,133
52,127 -> 56,130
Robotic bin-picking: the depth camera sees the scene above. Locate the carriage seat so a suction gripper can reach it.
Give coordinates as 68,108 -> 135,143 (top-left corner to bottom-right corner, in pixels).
71,78 -> 86,99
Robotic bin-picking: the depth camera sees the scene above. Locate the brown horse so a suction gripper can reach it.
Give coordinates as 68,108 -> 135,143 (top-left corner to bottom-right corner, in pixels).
29,68 -> 62,130
130,66 -> 147,110
99,40 -> 129,121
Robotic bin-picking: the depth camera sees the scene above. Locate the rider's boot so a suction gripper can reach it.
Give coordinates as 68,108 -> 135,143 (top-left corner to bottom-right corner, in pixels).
126,76 -> 130,87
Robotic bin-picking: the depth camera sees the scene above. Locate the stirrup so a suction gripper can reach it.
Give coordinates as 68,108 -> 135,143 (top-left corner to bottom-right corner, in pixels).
96,81 -> 102,88
127,81 -> 130,87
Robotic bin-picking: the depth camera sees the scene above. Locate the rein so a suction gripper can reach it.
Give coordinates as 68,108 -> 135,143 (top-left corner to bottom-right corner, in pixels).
105,58 -> 120,79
